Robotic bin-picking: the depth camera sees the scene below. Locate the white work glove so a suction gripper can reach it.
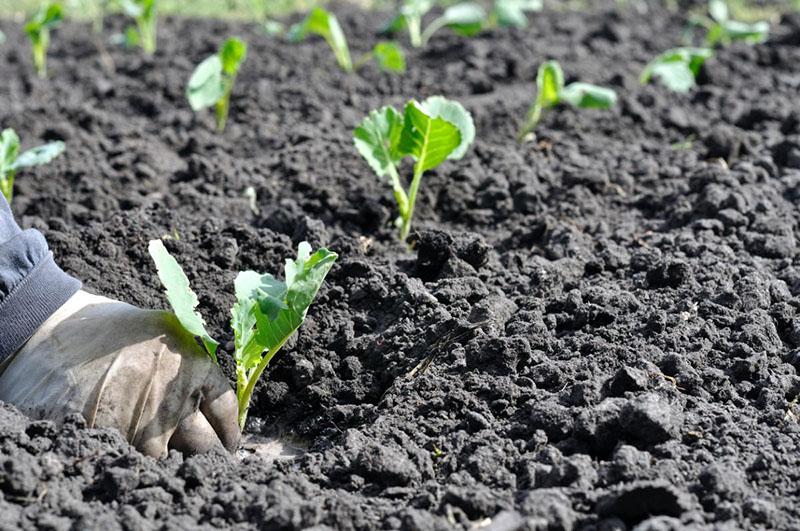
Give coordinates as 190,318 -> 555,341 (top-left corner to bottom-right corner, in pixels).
0,290 -> 240,458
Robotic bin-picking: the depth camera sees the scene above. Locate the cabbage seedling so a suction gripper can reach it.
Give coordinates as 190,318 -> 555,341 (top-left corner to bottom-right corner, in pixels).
640,47 -> 713,93
187,37 -> 248,133
691,0 -> 769,47
517,60 -> 617,142
120,0 -> 158,54
354,96 -> 475,240
0,129 -> 65,202
289,7 -> 405,74
149,240 -> 337,429
384,1 -> 486,48
289,7 -> 352,71
24,2 -> 63,78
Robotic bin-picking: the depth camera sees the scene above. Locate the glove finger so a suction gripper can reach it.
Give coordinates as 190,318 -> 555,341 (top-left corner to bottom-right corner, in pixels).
136,431 -> 173,459
169,410 -> 226,455
200,368 -> 242,452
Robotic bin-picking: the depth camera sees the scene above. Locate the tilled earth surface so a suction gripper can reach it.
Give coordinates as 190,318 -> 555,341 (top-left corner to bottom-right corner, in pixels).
2,2 -> 800,529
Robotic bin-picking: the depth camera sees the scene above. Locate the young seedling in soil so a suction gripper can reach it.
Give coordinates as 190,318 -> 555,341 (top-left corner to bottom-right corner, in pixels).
24,2 -> 63,78
0,128 -> 65,202
288,7 -> 405,74
148,240 -> 337,429
640,47 -> 713,92
384,0 -> 486,48
354,96 -> 475,240
492,0 -> 542,29
690,0 -> 769,47
120,0 -> 158,54
517,60 -> 617,142
187,37 -> 248,133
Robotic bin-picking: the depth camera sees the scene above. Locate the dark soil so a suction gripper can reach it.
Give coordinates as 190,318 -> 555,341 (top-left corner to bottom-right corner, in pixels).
2,2 -> 800,529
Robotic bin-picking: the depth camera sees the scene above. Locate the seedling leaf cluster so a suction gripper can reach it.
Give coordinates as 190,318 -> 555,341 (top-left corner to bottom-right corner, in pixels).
693,0 -> 769,47
384,0 -> 542,47
25,2 -> 63,78
641,2 -> 767,93
187,37 -> 248,132
289,7 -> 405,74
385,0 -> 485,48
149,240 -> 337,429
120,0 -> 158,54
0,129 -> 65,203
354,96 -> 475,240
640,47 -> 713,92
517,60 -> 617,141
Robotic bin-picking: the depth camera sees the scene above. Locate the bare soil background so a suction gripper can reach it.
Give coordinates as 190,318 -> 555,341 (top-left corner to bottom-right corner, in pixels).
1,2 -> 800,529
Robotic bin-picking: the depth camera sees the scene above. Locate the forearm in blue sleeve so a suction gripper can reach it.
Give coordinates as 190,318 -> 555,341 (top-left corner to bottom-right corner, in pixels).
0,195 -> 81,362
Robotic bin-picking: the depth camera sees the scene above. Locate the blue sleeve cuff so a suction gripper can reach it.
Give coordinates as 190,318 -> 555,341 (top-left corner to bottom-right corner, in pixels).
0,252 -> 81,362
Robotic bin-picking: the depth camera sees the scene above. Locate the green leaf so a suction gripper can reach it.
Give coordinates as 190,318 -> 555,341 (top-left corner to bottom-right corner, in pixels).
353,105 -> 405,179
148,239 -> 219,361
684,47 -> 713,76
231,270 -> 289,370
121,25 -> 141,48
186,54 -> 224,111
397,101 -> 462,173
643,61 -> 696,92
285,242 -> 337,313
288,7 -> 352,71
641,47 -> 713,92
220,37 -> 247,75
494,0 -> 542,28
537,60 -> 564,109
381,13 -> 408,34
42,3 -> 63,27
36,3 -> 63,29
560,82 -> 617,109
721,20 -> 769,44
25,2 -> 63,39
230,297 -> 258,368
235,270 -> 288,321
0,129 -> 20,174
708,0 -> 729,22
372,41 -> 406,73
11,141 -> 65,170
705,23 -> 726,46
440,2 -> 486,36
420,2 -> 485,44
418,96 -> 475,160
251,243 -> 338,357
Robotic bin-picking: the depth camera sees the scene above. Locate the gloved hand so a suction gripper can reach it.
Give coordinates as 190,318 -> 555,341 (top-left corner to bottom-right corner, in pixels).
0,290 -> 240,458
